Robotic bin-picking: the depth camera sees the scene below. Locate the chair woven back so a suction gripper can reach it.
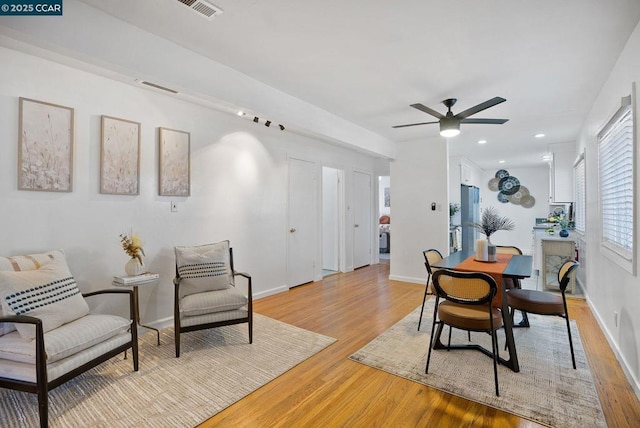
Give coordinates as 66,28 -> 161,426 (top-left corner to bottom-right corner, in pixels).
496,246 -> 523,255
423,249 -> 443,275
558,260 -> 579,292
432,269 -> 496,305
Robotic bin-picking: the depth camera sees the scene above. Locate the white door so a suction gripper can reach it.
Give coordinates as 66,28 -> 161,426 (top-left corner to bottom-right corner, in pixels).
353,171 -> 372,269
288,158 -> 316,287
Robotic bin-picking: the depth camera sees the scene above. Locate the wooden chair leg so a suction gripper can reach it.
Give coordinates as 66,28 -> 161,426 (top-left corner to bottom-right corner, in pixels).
175,328 -> 181,358
37,386 -> 48,428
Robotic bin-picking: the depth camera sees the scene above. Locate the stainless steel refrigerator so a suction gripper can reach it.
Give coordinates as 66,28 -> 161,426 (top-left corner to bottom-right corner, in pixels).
461,184 -> 480,252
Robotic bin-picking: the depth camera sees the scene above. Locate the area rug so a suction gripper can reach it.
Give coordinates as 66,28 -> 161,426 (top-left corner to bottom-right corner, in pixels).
1,314 -> 336,428
350,302 -> 606,428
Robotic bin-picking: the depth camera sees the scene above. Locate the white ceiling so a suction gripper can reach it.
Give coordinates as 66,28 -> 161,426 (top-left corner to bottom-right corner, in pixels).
23,1 -> 640,169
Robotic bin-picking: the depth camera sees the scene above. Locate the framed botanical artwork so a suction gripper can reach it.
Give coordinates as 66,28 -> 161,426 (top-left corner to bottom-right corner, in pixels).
18,97 -> 74,192
100,115 -> 141,195
158,127 -> 190,196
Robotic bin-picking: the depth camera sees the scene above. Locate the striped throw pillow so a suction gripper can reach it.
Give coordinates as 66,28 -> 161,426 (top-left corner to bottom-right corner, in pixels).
175,241 -> 233,297
0,255 -> 89,340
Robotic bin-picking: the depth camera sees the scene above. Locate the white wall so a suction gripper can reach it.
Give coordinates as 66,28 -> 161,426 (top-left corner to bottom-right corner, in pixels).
577,20 -> 640,396
0,47 -> 378,325
479,166 -> 550,254
389,138 -> 449,283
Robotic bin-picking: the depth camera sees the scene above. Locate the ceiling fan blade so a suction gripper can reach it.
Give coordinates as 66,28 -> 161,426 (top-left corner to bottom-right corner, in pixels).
392,121 -> 439,128
460,118 -> 509,124
455,97 -> 506,119
410,103 -> 445,119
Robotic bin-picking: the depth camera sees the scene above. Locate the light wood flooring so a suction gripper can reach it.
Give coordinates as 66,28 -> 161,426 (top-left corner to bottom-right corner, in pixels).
199,260 -> 640,427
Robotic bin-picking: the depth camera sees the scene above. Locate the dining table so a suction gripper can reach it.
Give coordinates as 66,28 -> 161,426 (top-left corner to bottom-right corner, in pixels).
431,249 -> 533,373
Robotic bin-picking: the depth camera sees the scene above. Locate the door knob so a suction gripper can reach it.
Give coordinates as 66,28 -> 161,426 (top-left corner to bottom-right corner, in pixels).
290,228 -> 296,233
354,224 -> 359,228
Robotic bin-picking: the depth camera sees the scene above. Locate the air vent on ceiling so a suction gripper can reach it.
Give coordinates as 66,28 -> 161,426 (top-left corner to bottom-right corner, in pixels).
176,0 -> 223,20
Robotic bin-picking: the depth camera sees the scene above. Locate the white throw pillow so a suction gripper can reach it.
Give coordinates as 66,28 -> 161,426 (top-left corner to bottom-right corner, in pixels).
0,249 -> 66,336
175,241 -> 233,297
0,256 -> 90,340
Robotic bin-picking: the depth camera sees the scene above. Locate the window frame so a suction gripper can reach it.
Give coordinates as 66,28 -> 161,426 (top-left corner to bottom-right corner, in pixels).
597,87 -> 637,275
573,152 -> 586,235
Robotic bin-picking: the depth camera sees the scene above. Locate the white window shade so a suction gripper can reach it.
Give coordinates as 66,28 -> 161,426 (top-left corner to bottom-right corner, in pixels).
574,154 -> 586,234
598,94 -> 635,270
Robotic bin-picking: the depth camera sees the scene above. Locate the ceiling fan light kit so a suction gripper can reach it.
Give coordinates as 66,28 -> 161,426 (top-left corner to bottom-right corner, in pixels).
394,97 -> 508,137
439,117 -> 460,137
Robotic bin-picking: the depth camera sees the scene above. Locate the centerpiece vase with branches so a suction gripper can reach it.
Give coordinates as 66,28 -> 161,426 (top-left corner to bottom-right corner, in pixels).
469,206 -> 515,261
120,232 -> 145,276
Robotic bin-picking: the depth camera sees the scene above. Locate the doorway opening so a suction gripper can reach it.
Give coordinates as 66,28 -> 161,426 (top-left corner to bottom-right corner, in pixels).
378,175 -> 391,261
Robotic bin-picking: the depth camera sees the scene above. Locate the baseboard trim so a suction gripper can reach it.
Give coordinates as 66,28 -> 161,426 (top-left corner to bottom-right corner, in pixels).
388,274 -> 424,285
254,285 -> 288,299
587,297 -> 640,401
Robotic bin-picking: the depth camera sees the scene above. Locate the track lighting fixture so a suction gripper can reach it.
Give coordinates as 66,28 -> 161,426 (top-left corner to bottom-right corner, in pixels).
253,116 -> 259,123
237,110 -> 245,116
265,120 -> 271,127
279,124 -> 285,131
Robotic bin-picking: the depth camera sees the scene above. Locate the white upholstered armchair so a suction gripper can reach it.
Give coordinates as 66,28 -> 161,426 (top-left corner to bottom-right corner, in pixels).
173,240 -> 253,357
0,249 -> 138,427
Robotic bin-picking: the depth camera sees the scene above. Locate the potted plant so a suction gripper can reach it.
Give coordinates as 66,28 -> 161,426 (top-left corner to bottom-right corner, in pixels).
469,206 -> 515,261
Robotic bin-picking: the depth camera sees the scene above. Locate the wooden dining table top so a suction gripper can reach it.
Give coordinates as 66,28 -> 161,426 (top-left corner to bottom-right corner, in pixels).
432,250 -> 533,279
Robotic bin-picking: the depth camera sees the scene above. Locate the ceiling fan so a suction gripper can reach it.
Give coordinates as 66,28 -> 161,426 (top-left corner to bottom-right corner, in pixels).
393,97 -> 508,137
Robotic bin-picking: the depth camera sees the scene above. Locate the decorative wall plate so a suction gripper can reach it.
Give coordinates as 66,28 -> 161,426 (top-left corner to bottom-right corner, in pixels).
497,192 -> 509,203
498,176 -> 521,195
495,169 -> 510,179
521,194 -> 536,208
488,177 -> 500,191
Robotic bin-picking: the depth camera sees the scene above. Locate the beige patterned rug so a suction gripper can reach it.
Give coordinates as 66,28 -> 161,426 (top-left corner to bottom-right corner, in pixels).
350,301 -> 606,428
1,314 -> 336,427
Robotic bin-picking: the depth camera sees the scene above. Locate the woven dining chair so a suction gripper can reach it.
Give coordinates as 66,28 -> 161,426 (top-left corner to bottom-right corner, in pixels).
426,269 -> 503,396
417,249 -> 443,331
495,245 -> 529,328
507,260 -> 579,369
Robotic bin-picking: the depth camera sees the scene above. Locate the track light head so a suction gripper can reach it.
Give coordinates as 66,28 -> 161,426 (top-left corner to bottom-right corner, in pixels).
265,120 -> 271,127
279,124 -> 285,131
253,116 -> 259,123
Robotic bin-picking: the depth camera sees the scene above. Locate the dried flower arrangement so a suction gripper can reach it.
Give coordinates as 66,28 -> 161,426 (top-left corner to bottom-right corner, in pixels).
469,206 -> 515,239
120,232 -> 145,264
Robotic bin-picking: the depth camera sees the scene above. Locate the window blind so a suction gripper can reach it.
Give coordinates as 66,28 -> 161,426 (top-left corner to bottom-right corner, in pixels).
598,100 -> 634,261
574,154 -> 586,234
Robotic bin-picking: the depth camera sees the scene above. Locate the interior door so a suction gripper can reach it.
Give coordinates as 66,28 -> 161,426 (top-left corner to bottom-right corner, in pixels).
288,158 -> 316,287
353,171 -> 372,268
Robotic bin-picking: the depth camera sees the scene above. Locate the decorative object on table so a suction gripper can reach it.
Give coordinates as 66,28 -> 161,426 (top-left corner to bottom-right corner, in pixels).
559,218 -> 570,237
120,232 -> 145,276
113,272 -> 159,285
159,127 -> 190,196
487,169 -> 536,208
100,115 -> 141,195
18,97 -> 74,192
469,206 -> 515,262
